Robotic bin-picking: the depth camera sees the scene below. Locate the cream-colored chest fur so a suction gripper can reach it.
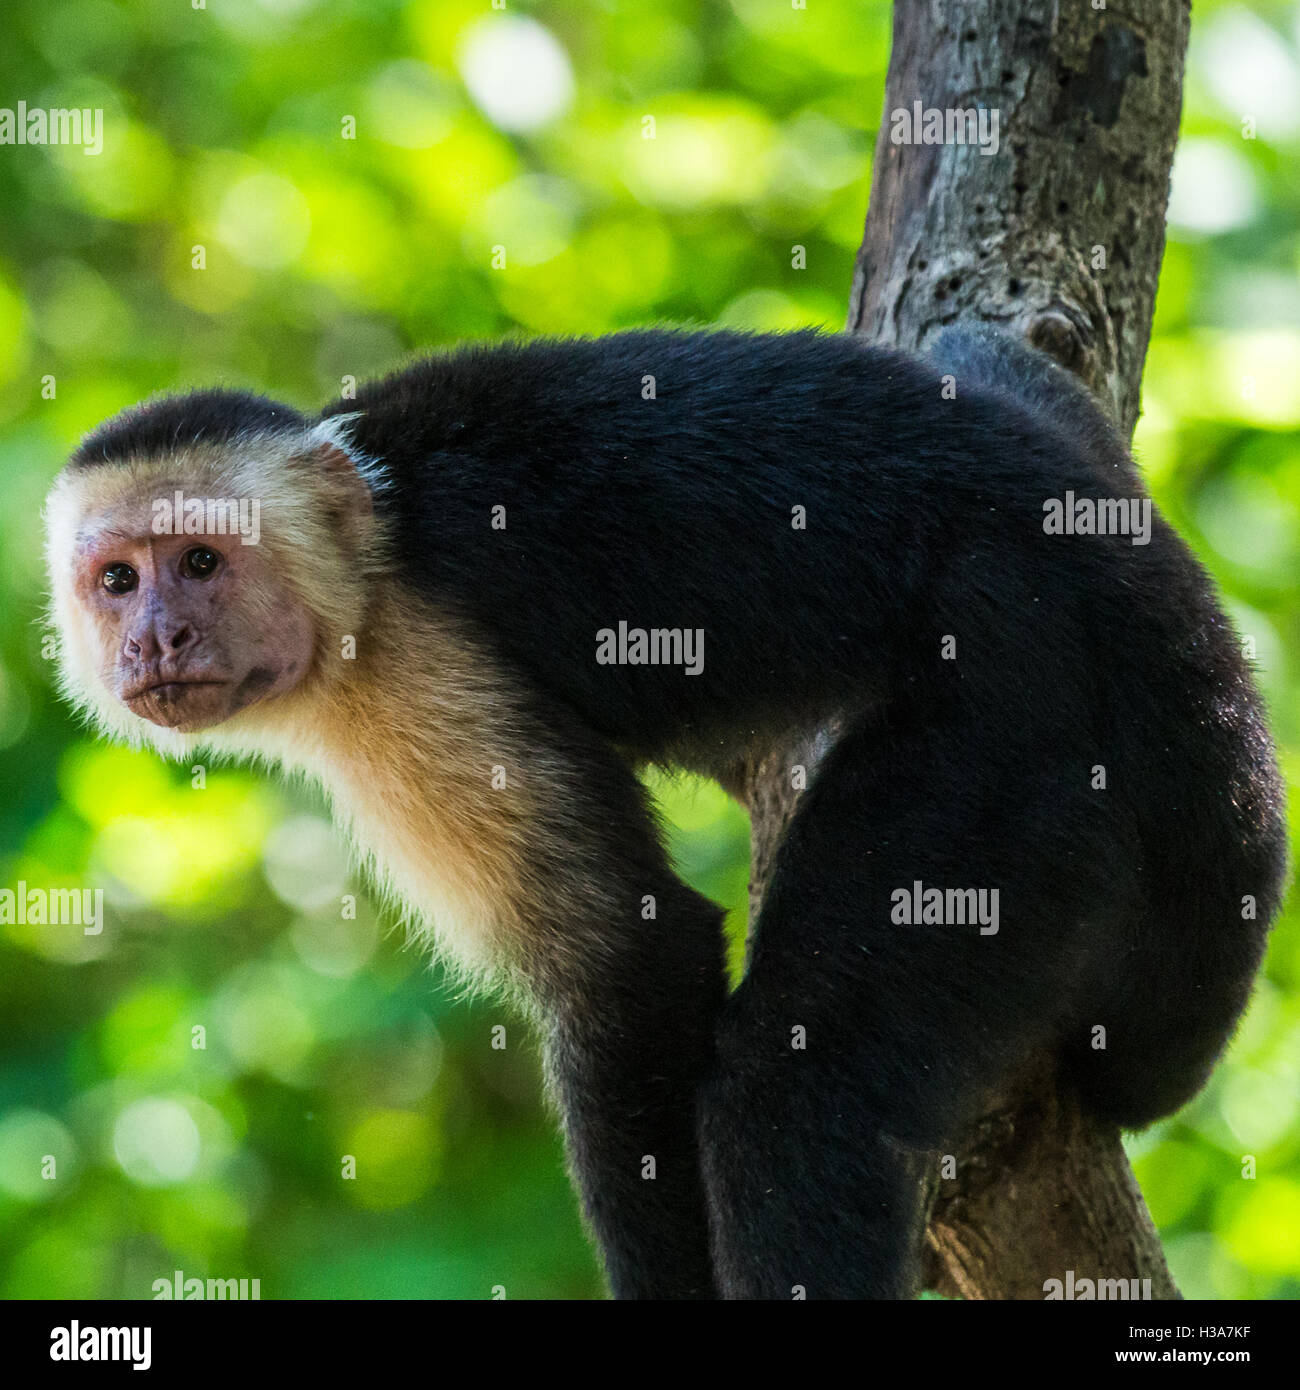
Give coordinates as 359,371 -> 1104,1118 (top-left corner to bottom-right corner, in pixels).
258,591 -> 541,975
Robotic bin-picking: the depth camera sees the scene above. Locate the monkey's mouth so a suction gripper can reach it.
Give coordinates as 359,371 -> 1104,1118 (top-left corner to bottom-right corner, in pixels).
125,678 -> 225,700
123,678 -> 229,729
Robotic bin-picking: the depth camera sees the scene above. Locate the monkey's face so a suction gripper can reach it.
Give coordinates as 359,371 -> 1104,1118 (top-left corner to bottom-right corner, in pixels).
67,504 -> 317,733
42,459 -> 326,741
47,419 -> 376,753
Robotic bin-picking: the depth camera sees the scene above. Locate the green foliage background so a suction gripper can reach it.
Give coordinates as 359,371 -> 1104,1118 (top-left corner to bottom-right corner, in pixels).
1,0 -> 1298,1300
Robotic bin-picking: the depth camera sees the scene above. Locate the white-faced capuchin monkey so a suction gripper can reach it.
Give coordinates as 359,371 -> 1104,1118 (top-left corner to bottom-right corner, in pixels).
45,326 -> 1286,1299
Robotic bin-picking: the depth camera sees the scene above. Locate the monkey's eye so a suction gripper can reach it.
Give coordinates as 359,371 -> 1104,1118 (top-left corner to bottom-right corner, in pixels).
102,563 -> 138,596
181,546 -> 221,580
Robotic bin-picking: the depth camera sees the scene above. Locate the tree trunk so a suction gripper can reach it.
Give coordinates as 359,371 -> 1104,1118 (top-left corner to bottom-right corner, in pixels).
743,0 -> 1189,1299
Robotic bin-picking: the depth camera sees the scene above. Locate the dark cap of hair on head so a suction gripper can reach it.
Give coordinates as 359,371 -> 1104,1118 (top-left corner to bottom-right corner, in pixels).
69,388 -> 308,468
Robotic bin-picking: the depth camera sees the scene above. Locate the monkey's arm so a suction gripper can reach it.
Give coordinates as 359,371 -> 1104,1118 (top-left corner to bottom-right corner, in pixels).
516,727 -> 728,1298
289,599 -> 731,1300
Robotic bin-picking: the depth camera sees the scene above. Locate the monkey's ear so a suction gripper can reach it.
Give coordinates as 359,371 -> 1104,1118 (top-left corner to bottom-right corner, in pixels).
315,443 -> 374,518
297,421 -> 376,549
301,418 -> 374,514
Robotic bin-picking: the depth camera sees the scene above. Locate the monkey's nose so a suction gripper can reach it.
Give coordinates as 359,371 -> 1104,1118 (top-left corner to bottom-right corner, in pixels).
124,620 -> 198,661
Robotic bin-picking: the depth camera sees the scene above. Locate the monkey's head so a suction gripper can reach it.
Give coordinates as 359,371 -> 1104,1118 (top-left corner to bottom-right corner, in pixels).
45,389 -> 378,753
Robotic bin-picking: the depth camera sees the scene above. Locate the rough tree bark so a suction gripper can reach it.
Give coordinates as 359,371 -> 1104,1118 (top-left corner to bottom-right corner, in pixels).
743,0 -> 1190,1298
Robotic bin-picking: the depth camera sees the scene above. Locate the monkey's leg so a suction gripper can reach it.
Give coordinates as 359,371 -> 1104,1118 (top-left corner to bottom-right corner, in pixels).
523,735 -> 728,1299
698,713 -> 1088,1299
